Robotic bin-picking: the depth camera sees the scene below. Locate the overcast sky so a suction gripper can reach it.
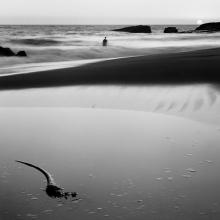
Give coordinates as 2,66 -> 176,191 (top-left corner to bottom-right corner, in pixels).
0,0 -> 219,25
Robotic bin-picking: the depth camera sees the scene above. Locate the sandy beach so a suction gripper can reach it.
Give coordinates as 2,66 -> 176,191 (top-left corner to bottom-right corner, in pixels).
0,0 -> 220,217
1,47 -> 220,219
2,0 -> 220,217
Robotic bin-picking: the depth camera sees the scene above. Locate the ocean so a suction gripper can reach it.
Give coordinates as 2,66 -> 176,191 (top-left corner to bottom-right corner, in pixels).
1,24 -> 220,74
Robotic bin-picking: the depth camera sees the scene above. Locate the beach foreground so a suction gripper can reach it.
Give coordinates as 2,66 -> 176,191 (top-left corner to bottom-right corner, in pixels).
0,47 -> 220,125
0,107 -> 220,220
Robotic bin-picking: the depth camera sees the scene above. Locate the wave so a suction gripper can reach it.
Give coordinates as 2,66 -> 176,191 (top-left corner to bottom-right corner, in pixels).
10,38 -> 61,46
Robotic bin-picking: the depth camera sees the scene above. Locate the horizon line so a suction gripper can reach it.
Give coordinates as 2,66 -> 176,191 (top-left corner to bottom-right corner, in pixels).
0,23 -> 199,26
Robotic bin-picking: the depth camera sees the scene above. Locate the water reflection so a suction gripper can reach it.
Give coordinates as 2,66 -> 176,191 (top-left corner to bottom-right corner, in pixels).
0,108 -> 220,219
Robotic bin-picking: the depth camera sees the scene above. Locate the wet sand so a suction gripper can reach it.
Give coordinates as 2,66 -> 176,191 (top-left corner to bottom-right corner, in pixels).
0,47 -> 220,89
1,108 -> 220,220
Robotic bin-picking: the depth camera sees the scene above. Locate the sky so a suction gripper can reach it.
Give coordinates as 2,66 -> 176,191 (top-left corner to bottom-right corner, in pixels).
0,0 -> 220,25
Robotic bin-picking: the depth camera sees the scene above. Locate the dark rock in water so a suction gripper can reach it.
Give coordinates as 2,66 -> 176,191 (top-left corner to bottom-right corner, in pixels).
195,22 -> 220,32
113,25 -> 151,33
0,46 -> 15,56
0,46 -> 27,57
16,51 -> 27,57
164,27 -> 178,33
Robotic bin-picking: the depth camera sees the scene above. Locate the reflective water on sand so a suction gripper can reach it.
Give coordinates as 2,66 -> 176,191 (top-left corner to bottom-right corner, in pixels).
0,106 -> 220,219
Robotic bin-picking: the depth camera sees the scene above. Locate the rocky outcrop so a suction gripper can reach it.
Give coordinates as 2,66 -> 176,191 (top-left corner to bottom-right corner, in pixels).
0,46 -> 15,56
16,51 -> 27,57
164,27 -> 178,33
113,25 -> 151,33
0,46 -> 27,57
195,22 -> 220,32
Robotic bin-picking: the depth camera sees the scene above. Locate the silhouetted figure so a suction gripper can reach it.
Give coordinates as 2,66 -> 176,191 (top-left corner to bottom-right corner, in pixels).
102,37 -> 108,46
16,160 -> 78,199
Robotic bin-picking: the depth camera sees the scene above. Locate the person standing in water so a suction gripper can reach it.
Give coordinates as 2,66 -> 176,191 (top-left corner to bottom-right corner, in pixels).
103,37 -> 108,46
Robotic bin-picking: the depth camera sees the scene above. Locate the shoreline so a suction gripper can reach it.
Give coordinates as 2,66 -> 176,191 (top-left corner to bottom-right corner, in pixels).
0,47 -> 220,89
0,55 -> 145,77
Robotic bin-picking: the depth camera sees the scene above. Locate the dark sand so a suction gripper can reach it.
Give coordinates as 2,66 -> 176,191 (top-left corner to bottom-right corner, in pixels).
1,47 -> 220,89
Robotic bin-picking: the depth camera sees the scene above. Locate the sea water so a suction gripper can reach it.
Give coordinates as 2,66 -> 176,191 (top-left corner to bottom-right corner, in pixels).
1,25 -> 220,74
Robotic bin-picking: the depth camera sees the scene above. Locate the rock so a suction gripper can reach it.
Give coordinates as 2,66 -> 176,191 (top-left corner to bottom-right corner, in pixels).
195,22 -> 220,32
16,51 -> 27,57
0,46 -> 15,56
113,25 -> 151,33
0,46 -> 27,57
164,27 -> 178,33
